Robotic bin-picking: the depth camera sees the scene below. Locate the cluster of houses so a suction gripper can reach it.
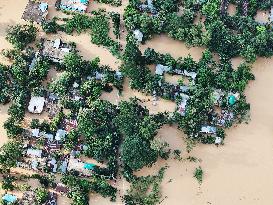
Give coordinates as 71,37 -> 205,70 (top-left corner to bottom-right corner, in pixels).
149,62 -> 238,145
22,0 -> 91,25
16,117 -> 97,178
2,191 -> 57,205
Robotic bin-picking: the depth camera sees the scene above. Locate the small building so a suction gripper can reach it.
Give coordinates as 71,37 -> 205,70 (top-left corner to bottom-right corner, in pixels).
22,1 -> 48,24
200,126 -> 217,134
95,71 -> 104,80
215,136 -> 222,145
155,64 -> 171,75
55,129 -> 66,141
67,156 -> 94,176
133,29 -> 144,42
28,97 -> 46,114
139,0 -> 157,14
44,133 -> 54,142
184,70 -> 197,80
41,39 -> 71,63
45,140 -> 62,152
2,194 -> 17,204
57,0 -> 90,13
64,119 -> 78,132
26,149 -> 43,158
32,129 -> 40,138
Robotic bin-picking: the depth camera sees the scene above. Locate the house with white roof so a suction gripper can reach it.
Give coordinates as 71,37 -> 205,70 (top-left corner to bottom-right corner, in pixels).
28,97 -> 45,114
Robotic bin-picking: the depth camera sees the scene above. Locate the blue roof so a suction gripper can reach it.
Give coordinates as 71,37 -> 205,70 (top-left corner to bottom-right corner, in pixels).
39,3 -> 48,12
84,163 -> 95,170
80,0 -> 88,4
2,194 -> 17,203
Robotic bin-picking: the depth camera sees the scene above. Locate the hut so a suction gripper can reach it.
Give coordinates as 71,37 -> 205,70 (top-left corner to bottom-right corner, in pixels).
41,39 -> 72,63
57,0 -> 90,13
28,96 -> 45,114
200,126 -> 217,134
22,1 -> 48,24
55,129 -> 66,141
133,29 -> 144,42
155,64 -> 171,75
26,149 -> 43,158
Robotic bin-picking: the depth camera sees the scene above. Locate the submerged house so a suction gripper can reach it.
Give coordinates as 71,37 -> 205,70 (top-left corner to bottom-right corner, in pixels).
28,96 -> 46,114
155,64 -> 171,75
41,39 -> 71,63
200,126 -> 217,134
133,29 -> 144,42
67,156 -> 95,176
26,148 -> 43,158
139,0 -> 157,14
57,0 -> 90,13
22,1 -> 48,24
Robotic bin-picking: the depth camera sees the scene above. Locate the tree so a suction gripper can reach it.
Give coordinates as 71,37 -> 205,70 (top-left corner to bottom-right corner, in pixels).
6,24 -> 37,50
121,135 -> 157,171
80,79 -> 103,101
35,188 -> 48,204
0,141 -> 22,172
2,175 -> 16,191
114,99 -> 149,136
64,129 -> 79,151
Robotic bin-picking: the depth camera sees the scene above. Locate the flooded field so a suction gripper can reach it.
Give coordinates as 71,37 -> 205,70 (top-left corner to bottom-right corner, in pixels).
1,0 -> 273,204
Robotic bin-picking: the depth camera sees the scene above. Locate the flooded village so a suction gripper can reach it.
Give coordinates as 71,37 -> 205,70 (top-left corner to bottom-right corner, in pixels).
0,0 -> 273,205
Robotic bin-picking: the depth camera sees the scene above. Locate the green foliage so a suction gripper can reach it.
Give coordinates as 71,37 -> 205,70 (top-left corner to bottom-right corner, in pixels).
3,117 -> 24,139
35,187 -> 49,204
50,110 -> 65,132
42,18 -> 60,33
0,64 -> 11,104
124,167 -> 166,205
114,99 -> 149,136
2,175 -> 16,191
121,135 -> 157,171
80,79 -> 103,101
29,58 -> 50,87
0,141 -> 22,172
63,13 -> 93,34
61,175 -> 117,204
90,11 -> 121,57
110,12 -> 121,39
78,100 -> 120,162
64,129 -> 80,151
96,0 -> 122,6
194,166 -> 203,184
6,24 -> 37,50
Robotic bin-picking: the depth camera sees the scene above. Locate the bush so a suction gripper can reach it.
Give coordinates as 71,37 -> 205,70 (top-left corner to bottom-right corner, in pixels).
6,24 -> 37,50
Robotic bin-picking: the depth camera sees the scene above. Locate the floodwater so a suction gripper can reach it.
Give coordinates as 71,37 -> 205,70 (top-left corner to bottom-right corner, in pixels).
1,0 -> 273,204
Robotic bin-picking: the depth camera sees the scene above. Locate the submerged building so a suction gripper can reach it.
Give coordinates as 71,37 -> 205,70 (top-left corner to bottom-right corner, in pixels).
41,39 -> 72,63
22,1 -> 48,24
57,0 -> 90,13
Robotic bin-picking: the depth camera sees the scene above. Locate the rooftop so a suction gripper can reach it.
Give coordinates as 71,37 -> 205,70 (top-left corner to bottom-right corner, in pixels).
41,39 -> 71,63
22,1 -> 48,24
